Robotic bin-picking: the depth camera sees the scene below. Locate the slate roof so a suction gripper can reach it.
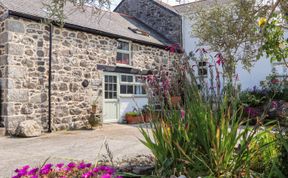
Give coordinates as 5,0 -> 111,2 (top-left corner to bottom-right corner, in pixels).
153,0 -> 179,15
174,0 -> 232,15
0,0 -> 173,47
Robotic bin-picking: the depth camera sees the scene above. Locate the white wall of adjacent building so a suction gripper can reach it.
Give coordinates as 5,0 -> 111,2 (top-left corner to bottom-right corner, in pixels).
181,15 -> 285,90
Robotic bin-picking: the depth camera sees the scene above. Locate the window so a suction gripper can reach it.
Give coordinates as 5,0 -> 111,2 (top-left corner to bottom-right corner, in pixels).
120,75 -> 146,96
104,76 -> 117,99
116,41 -> 130,65
198,61 -> 208,76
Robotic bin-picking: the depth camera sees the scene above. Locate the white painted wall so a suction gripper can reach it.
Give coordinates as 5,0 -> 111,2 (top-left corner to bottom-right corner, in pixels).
182,16 -> 275,90
119,97 -> 148,121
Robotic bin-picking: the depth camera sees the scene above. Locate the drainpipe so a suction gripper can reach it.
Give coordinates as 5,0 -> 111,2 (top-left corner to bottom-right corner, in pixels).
48,24 -> 53,133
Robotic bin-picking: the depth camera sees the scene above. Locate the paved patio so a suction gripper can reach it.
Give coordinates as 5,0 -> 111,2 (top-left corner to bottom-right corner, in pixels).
0,124 -> 151,178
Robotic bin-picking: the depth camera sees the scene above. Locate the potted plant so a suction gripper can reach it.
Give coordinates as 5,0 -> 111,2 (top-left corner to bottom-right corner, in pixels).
91,96 -> 100,114
125,111 -> 143,124
142,105 -> 153,122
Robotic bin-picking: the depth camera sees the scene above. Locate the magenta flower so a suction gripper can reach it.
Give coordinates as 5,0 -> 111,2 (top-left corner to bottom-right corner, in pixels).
85,163 -> 92,168
67,162 -> 76,169
93,167 -> 99,173
78,162 -> 86,169
56,163 -> 64,169
101,174 -> 111,178
82,171 -> 94,178
28,168 -> 39,175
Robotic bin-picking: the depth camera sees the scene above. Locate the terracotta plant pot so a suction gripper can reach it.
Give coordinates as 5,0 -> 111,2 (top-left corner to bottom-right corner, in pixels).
144,113 -> 152,123
91,105 -> 97,113
171,96 -> 181,107
125,115 -> 144,124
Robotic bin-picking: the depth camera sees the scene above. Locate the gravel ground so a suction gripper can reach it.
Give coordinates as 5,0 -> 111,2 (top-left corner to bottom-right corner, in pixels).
0,124 -> 151,178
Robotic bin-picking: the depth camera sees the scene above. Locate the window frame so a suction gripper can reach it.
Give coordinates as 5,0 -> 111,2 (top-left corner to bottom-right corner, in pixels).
119,74 -> 147,97
116,39 -> 132,65
197,61 -> 208,77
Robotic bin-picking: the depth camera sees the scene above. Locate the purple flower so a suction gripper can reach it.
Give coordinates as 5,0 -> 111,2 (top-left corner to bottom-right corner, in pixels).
40,168 -> 50,175
43,164 -> 53,169
28,168 -> 39,175
101,174 -> 111,178
78,162 -> 86,169
31,175 -> 38,178
271,101 -> 278,109
56,163 -> 64,169
93,167 -> 99,173
81,171 -> 93,178
67,162 -> 76,169
85,163 -> 92,168
40,164 -> 53,175
22,165 -> 30,171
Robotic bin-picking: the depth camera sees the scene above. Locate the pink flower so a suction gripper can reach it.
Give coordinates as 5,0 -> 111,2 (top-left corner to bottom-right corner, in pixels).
180,109 -> 185,119
28,168 -> 38,175
101,174 -> 111,178
215,53 -> 224,65
82,171 -> 93,178
56,163 -> 64,169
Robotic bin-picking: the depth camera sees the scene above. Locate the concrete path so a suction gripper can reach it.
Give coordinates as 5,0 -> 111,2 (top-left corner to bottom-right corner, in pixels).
0,124 -> 151,178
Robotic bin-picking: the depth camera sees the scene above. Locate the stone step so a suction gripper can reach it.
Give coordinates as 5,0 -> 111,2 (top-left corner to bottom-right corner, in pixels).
0,128 -> 5,137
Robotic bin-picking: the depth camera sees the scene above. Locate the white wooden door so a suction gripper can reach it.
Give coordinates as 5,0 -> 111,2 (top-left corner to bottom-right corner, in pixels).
103,75 -> 118,122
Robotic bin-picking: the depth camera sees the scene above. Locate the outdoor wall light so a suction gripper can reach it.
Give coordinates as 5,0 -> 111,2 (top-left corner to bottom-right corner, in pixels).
82,80 -> 89,88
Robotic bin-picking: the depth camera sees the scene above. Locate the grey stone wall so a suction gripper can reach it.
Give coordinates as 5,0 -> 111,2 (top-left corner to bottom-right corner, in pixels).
115,0 -> 182,44
2,16 -> 178,134
0,6 -> 8,127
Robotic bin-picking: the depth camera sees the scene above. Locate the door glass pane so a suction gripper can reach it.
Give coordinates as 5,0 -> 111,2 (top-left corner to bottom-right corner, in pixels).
109,84 -> 113,90
105,75 -> 117,99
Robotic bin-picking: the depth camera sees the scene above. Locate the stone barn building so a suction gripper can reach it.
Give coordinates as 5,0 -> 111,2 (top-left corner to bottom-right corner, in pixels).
0,0 -> 182,135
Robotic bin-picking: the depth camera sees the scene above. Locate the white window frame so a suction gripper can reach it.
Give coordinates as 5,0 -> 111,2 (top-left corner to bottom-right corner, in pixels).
116,39 -> 132,66
197,61 -> 208,77
119,74 -> 147,97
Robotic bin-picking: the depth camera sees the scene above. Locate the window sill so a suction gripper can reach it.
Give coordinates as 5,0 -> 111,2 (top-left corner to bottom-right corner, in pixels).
119,94 -> 147,98
116,63 -> 132,67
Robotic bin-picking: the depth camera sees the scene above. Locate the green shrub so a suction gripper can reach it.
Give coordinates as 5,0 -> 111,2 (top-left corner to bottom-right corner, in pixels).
249,130 -> 280,173
239,89 -> 268,107
140,81 -> 268,177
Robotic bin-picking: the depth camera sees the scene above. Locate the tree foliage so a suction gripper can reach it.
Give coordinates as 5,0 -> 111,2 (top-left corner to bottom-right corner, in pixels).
192,0 -> 287,79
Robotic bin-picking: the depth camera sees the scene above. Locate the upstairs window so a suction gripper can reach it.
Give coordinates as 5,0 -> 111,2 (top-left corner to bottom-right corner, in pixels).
116,40 -> 131,65
198,61 -> 208,76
